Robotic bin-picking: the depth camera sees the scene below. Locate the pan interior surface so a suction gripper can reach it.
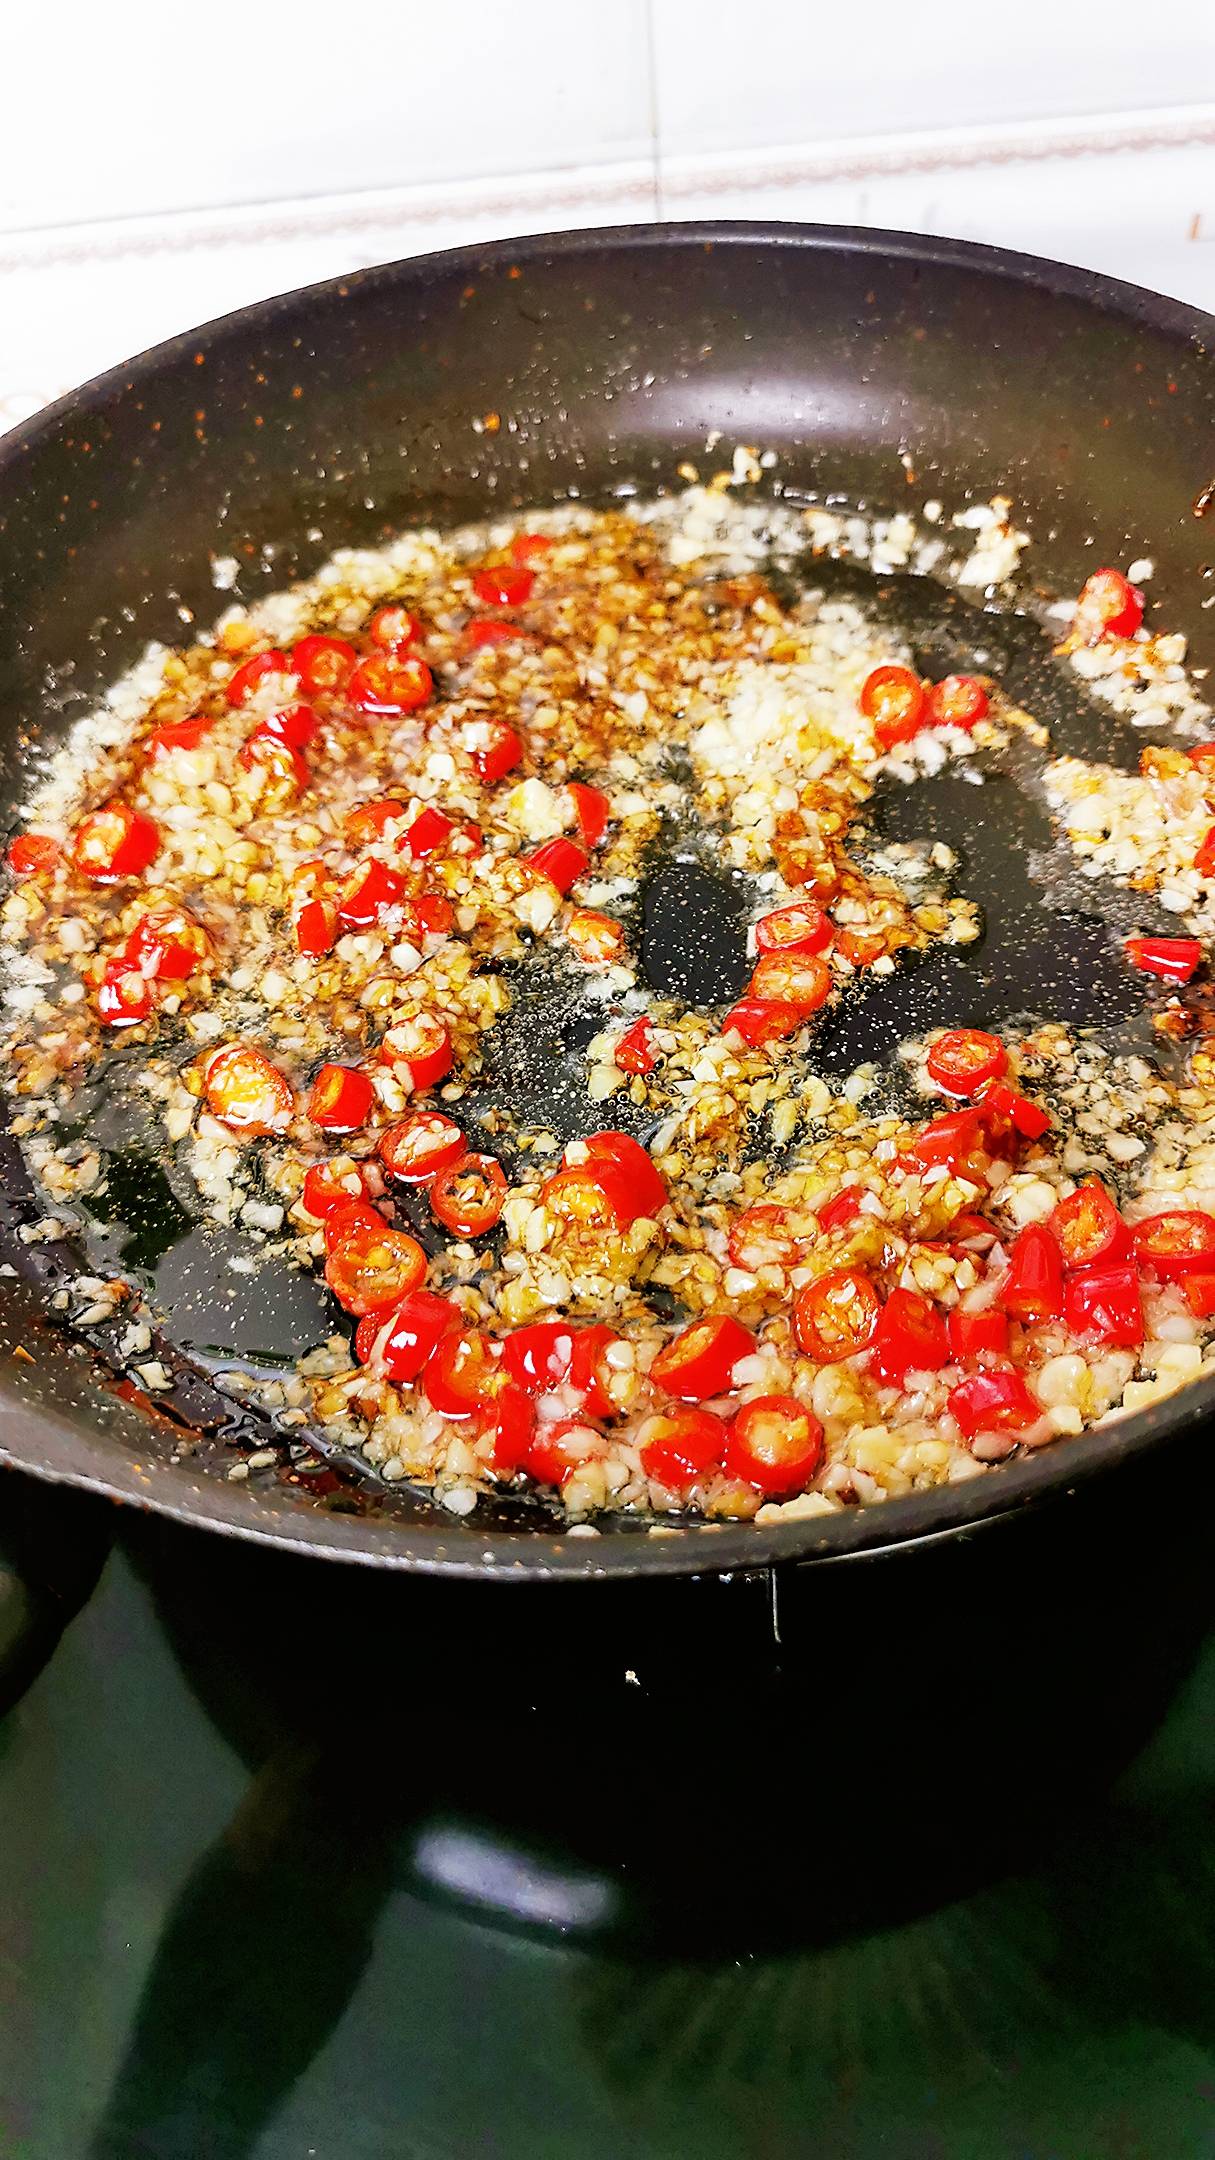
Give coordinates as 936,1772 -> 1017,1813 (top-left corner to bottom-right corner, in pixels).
1,222 -> 1214,1573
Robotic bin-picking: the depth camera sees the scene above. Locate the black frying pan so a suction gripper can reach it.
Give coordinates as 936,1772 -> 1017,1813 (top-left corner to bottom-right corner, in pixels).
2,221 -> 1214,1580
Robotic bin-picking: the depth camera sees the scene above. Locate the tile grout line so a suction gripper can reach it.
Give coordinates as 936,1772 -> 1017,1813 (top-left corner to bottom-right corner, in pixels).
0,104 -> 1210,276
643,0 -> 664,221
660,106 -> 1215,197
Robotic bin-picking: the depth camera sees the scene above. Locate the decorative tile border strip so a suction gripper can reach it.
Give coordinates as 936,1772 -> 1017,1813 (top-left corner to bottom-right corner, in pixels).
0,105 -> 1209,275
659,102 -> 1215,202
0,162 -> 660,273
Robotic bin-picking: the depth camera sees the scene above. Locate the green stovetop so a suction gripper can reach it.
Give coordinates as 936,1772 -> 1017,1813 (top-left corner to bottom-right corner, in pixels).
2,1506 -> 1215,2160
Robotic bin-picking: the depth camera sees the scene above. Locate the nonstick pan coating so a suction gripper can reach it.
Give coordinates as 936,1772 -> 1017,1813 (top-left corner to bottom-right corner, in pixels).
1,221 -> 1214,1578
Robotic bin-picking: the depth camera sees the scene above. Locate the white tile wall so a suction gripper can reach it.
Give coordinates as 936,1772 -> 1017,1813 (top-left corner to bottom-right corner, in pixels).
5,0 -> 1214,237
0,0 -> 656,231
651,0 -> 1215,157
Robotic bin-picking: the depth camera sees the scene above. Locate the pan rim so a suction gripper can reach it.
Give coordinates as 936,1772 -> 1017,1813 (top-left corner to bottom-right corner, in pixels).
1,217 -> 1212,1575
1,1363 -> 1211,1578
0,218 -> 1211,487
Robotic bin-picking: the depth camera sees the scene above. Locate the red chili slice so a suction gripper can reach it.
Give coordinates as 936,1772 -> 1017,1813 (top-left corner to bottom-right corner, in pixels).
422,1328 -> 504,1417
754,903 -> 833,956
1182,1273 -> 1215,1318
1003,1097 -> 1050,1149
301,1159 -> 372,1220
1132,1210 -> 1215,1280
465,619 -> 521,651
977,1079 -> 1053,1142
650,1315 -> 756,1402
307,1063 -> 376,1132
71,802 -> 161,883
947,1306 -> 1009,1364
1063,1261 -> 1144,1347
226,649 -> 290,706
541,1164 -> 632,1235
794,1266 -> 881,1363
567,1326 -> 622,1419
836,927 -> 886,969
579,1132 -> 668,1220
472,564 -> 535,608
502,1322 -> 620,1419
998,1223 -> 1064,1322
565,909 -> 625,965
510,532 -> 552,564
869,1288 -> 949,1385
748,950 -> 832,1013
926,675 -> 990,730
291,634 -> 357,695
238,731 -> 309,790
525,836 -> 588,895
729,1203 -> 802,1273
259,702 -> 319,750
145,715 -> 214,759
1196,827 -> 1215,880
483,1386 -> 538,1472
949,1212 -> 998,1249
816,1187 -> 864,1233
859,664 -> 926,749
346,655 -> 433,715
524,1419 -> 606,1490
568,783 -> 610,848
378,1111 -> 465,1184
380,1013 -> 453,1094
344,798 -> 407,846
926,1028 -> 1007,1097
502,1321 -> 579,1395
1124,936 -> 1202,983
723,1395 -> 824,1496
429,1153 -> 507,1237
401,806 -> 454,859
336,858 -> 409,934
368,605 -> 422,652
470,722 -> 524,783
356,1288 -> 462,1382
948,1370 -> 1040,1439
637,1408 -> 726,1492
413,893 -> 455,939
6,833 -> 59,878
1049,1180 -> 1129,1270
202,1043 -> 294,1136
1074,568 -> 1144,642
721,996 -> 806,1048
324,1221 -> 427,1316
123,907 -> 208,980
97,960 -> 154,1028
295,897 -> 337,958
908,1109 -> 985,1174
615,1017 -> 656,1075
322,1199 -> 387,1254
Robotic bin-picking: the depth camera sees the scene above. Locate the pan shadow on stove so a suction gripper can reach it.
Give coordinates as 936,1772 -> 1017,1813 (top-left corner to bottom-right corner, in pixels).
86,1738 -> 398,2160
0,1477 -> 111,1716
76,1441 -> 1215,2156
